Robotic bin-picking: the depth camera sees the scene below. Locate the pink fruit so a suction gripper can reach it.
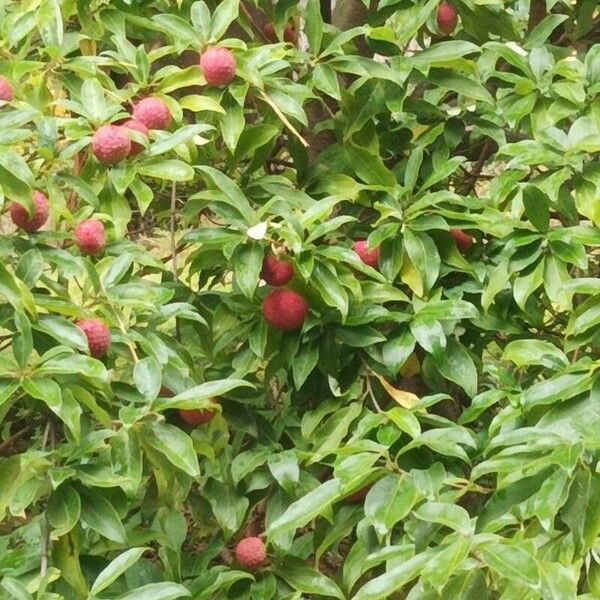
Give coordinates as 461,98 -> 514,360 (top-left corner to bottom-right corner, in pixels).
132,97 -> 171,130
75,219 -> 106,255
261,255 -> 294,286
77,318 -> 111,358
262,289 -> 309,331
235,537 -> 267,570
353,240 -> 380,268
92,125 -> 131,165
0,76 -> 14,102
122,119 -> 149,156
199,47 -> 236,87
450,229 -> 473,253
10,191 -> 49,232
437,1 -> 458,35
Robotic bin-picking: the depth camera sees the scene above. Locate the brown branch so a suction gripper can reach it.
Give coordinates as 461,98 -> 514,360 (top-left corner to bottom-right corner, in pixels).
240,2 -> 270,42
527,0 -> 546,33
0,424 -> 33,455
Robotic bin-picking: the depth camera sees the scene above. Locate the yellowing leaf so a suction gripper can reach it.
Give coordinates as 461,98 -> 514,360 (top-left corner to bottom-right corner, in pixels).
400,255 -> 423,297
373,372 -> 419,409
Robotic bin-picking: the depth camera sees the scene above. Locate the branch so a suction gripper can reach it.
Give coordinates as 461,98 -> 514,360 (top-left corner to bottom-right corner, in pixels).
258,90 -> 310,148
170,182 -> 178,281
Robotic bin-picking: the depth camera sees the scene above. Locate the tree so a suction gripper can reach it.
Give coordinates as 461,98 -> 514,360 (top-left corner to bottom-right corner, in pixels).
0,0 -> 599,598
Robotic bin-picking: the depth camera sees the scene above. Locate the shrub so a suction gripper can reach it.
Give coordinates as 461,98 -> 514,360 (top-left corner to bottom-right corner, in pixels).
0,0 -> 599,598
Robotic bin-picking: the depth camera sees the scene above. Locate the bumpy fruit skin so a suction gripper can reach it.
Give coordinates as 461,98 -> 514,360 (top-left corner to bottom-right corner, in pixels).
78,319 -> 111,358
437,1 -> 458,35
450,229 -> 473,253
235,537 -> 267,571
132,97 -> 171,130
263,22 -> 298,44
75,219 -> 106,255
353,240 -> 380,268
261,255 -> 294,286
262,289 -> 309,331
92,125 -> 131,165
123,119 -> 149,156
200,47 -> 236,87
179,398 -> 218,426
10,191 -> 49,232
0,76 -> 14,102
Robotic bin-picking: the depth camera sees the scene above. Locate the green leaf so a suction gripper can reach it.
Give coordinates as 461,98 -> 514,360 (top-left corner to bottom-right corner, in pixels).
47,485 -> 81,537
267,480 -> 342,538
137,159 -> 194,181
304,0 -> 323,54
134,356 -> 162,400
153,379 -> 253,410
351,553 -> 430,600
434,338 -> 477,397
209,0 -> 239,40
428,69 -> 494,104
272,564 -> 344,598
479,542 -> 540,587
22,378 -> 81,441
91,547 -> 149,594
147,124 -> 213,157
142,421 -> 200,477
365,474 -> 419,536
522,185 -> 549,233
115,582 -> 190,600
502,339 -> 567,369
79,487 -> 127,543
413,501 -> 472,535
234,242 -> 262,299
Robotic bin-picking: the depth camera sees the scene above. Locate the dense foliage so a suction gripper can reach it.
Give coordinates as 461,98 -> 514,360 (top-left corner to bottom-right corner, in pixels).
0,0 -> 599,598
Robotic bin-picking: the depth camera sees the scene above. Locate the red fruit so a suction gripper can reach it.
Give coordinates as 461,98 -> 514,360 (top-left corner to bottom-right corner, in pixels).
159,386 -> 174,397
437,1 -> 458,35
10,191 -> 49,232
263,22 -> 277,42
261,255 -> 294,286
132,97 -> 171,130
122,119 -> 149,156
353,240 -> 380,268
75,219 -> 106,255
92,125 -> 131,165
179,398 -> 218,426
283,24 -> 298,44
199,47 -> 236,87
77,318 -> 111,358
263,22 -> 298,44
450,229 -> 473,253
0,76 -> 14,102
348,485 -> 371,503
235,537 -> 267,571
262,289 -> 309,331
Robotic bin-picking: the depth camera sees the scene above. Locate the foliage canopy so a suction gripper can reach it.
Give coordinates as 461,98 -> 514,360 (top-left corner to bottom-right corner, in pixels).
0,0 -> 599,598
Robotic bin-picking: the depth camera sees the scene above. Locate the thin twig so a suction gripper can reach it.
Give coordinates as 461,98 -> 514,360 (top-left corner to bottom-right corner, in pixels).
258,90 -> 310,148
460,138 -> 493,195
0,424 -> 33,455
170,182 -> 178,280
240,1 -> 270,42
40,420 -> 53,578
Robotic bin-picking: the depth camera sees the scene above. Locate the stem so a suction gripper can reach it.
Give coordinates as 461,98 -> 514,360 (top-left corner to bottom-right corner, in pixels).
40,420 -> 54,578
258,90 -> 310,148
170,182 -> 178,281
0,424 -> 33,455
240,1 -> 270,42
